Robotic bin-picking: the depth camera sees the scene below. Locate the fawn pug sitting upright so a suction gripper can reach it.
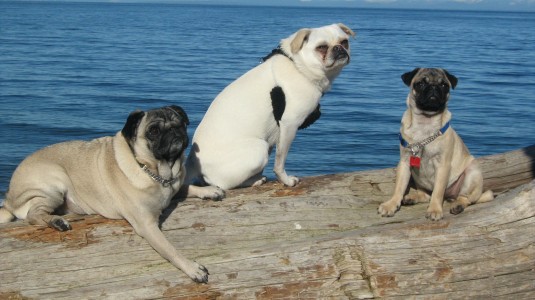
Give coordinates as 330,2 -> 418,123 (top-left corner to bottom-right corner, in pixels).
378,68 -> 493,221
0,105 -> 224,283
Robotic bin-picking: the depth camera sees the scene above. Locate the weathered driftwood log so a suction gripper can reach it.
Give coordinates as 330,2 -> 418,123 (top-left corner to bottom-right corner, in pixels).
1,145 -> 534,299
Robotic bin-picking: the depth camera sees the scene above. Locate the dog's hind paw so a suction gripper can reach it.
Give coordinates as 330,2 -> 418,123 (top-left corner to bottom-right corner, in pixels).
450,204 -> 465,215
251,176 -> 267,187
50,217 -> 72,231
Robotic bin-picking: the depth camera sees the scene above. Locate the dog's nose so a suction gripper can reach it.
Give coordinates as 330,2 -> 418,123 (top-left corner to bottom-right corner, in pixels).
428,86 -> 441,100
333,45 -> 348,59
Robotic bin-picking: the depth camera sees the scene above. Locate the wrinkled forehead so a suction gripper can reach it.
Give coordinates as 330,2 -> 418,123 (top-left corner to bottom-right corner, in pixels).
307,25 -> 348,45
145,108 -> 183,124
417,69 -> 448,84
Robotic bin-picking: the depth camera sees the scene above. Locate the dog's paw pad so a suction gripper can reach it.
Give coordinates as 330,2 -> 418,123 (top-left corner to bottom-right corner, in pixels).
50,217 -> 71,231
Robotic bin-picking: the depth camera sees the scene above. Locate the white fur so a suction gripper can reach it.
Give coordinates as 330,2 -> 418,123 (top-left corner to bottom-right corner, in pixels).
187,23 -> 355,190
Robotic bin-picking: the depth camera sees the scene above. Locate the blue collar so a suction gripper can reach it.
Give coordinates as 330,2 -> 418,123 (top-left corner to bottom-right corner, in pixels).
399,121 -> 450,148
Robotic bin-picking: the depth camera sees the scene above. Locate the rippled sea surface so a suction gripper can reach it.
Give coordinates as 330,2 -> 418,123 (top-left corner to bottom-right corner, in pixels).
1,2 -> 534,197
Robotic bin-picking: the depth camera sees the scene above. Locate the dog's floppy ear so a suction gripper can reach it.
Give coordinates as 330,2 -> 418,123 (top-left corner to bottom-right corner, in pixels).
167,105 -> 189,126
290,28 -> 312,54
122,110 -> 145,143
401,68 -> 421,87
338,23 -> 356,38
443,69 -> 458,90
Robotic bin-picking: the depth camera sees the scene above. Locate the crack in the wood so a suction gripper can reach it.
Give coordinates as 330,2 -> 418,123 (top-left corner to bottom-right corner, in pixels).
333,245 -> 376,298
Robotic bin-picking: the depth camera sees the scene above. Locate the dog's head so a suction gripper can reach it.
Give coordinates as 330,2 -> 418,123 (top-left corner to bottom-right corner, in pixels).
402,68 -> 458,114
121,105 -> 190,165
281,23 -> 356,84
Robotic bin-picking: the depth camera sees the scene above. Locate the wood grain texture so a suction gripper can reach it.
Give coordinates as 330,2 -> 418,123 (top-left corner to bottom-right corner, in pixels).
1,145 -> 534,299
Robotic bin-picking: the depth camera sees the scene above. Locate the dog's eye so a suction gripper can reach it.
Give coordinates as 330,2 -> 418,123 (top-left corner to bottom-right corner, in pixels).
415,81 -> 426,90
340,39 -> 349,49
316,44 -> 328,54
148,126 -> 160,137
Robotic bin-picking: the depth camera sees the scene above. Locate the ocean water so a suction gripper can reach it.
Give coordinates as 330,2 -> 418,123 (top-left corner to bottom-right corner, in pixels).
1,2 -> 534,198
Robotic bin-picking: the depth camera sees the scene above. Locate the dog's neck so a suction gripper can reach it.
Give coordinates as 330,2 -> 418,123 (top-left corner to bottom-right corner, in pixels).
403,98 -> 452,138
293,57 -> 340,92
138,159 -> 183,187
262,45 -> 292,62
132,148 -> 183,188
157,160 -> 174,180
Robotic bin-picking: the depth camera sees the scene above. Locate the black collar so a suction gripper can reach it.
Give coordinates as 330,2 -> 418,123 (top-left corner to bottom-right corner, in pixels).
261,45 -> 292,62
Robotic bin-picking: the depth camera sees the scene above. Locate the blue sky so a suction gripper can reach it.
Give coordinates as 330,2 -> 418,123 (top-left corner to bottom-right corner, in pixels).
29,0 -> 535,12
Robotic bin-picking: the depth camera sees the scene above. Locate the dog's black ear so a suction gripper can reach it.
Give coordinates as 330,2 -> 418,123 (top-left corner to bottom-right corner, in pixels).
122,110 -> 145,143
443,69 -> 458,90
401,68 -> 420,87
167,105 -> 189,126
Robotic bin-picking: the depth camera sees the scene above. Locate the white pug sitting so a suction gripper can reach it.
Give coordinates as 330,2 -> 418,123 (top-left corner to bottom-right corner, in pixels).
186,23 -> 356,190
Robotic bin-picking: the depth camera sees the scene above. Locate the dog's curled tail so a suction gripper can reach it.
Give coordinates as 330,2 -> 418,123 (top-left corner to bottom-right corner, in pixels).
0,207 -> 15,223
477,190 -> 494,203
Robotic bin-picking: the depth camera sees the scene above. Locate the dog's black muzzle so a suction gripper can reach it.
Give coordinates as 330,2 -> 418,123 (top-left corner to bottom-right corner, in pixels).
153,130 -> 189,163
415,84 -> 449,113
333,45 -> 349,61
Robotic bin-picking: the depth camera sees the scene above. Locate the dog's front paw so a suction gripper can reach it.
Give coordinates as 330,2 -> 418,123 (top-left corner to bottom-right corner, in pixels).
187,261 -> 209,283
274,168 -> 299,187
426,207 -> 444,221
282,175 -> 299,187
378,200 -> 400,217
199,186 -> 226,201
188,185 -> 225,201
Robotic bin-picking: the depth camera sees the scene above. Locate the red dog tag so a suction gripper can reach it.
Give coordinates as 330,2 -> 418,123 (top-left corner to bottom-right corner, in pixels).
410,156 -> 421,168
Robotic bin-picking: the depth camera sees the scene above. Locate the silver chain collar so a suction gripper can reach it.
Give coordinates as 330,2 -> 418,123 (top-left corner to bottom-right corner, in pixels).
407,130 -> 444,156
140,164 -> 179,187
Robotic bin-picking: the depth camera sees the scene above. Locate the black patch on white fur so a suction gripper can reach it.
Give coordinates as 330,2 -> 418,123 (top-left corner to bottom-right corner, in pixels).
299,104 -> 321,130
271,86 -> 321,129
271,86 -> 285,125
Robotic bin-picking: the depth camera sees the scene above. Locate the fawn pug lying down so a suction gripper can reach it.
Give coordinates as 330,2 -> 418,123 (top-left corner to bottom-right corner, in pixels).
0,106 -> 224,282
